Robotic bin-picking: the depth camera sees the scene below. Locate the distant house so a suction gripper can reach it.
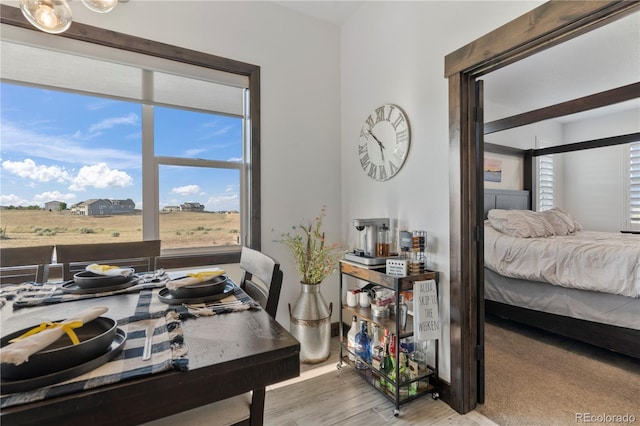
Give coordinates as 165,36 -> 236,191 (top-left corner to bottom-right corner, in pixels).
181,202 -> 205,212
45,201 -> 62,211
162,205 -> 181,212
71,198 -> 135,216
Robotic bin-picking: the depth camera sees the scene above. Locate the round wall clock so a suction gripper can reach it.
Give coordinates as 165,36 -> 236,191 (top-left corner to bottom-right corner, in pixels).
358,104 -> 410,181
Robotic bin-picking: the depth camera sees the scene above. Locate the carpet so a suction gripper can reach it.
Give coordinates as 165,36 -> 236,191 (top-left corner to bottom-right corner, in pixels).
477,314 -> 640,426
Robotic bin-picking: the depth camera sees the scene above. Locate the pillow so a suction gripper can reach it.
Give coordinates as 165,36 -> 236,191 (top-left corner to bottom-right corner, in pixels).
487,209 -> 555,238
541,207 -> 582,234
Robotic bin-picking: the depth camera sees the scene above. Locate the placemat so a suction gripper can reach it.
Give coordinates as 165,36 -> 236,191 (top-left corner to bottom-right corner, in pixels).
7,271 -> 170,310
0,294 -> 187,408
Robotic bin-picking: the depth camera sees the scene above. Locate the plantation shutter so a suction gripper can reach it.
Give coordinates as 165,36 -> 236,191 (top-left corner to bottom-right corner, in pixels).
630,142 -> 640,228
538,154 -> 554,211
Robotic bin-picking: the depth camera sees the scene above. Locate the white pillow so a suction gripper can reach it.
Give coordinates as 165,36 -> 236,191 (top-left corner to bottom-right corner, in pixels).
487,209 -> 555,238
541,207 -> 582,234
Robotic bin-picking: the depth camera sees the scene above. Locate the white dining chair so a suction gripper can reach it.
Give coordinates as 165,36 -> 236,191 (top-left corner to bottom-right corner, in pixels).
143,247 -> 284,426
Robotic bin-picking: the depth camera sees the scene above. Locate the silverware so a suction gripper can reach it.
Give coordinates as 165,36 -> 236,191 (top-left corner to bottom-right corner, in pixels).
142,321 -> 155,361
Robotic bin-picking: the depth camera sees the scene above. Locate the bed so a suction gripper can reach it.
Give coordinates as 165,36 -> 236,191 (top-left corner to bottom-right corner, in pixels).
483,189 -> 640,359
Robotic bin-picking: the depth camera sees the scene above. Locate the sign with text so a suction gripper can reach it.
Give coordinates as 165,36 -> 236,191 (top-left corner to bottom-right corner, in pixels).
413,280 -> 440,341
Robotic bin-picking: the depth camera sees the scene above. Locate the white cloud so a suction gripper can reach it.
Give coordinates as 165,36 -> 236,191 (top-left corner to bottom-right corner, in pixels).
184,148 -> 207,157
2,158 -> 72,183
68,163 -> 133,191
88,113 -> 138,133
172,185 -> 200,196
206,193 -> 239,211
1,119 -> 141,169
0,194 -> 30,206
227,157 -> 242,162
34,191 -> 76,202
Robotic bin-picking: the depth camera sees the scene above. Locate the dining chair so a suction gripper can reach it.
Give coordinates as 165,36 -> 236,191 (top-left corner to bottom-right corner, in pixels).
144,247 -> 284,426
0,245 -> 54,285
55,240 -> 161,280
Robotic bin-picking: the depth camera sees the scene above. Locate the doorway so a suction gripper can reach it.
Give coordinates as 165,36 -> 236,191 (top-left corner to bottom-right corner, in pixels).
444,0 -> 640,415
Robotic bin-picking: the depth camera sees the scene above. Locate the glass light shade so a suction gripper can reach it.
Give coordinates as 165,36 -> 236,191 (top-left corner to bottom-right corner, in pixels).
81,0 -> 118,13
20,0 -> 72,34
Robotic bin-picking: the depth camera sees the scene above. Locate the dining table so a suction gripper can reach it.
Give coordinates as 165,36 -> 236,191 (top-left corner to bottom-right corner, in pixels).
0,269 -> 300,426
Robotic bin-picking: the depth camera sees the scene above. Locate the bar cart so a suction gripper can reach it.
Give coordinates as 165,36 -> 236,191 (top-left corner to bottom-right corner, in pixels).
337,260 -> 439,417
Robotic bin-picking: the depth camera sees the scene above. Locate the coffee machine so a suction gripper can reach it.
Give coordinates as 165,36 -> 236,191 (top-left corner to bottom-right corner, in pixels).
344,218 -> 393,265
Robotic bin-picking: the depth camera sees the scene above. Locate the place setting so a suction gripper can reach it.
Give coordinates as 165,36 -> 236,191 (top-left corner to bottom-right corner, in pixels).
0,304 -> 188,408
156,269 -> 260,317
9,265 -> 170,309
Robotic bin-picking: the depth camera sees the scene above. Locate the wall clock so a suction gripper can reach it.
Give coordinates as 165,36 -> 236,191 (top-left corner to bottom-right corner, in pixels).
358,104 -> 410,181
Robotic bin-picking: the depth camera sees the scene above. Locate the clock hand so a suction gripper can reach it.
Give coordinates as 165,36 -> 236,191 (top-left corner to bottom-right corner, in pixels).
368,130 -> 385,162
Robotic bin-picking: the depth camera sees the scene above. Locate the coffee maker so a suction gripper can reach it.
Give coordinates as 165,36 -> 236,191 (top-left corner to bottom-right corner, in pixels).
344,218 -> 392,265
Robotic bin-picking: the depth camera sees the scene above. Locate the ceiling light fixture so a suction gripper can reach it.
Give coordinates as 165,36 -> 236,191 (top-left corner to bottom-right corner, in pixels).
19,0 -> 119,34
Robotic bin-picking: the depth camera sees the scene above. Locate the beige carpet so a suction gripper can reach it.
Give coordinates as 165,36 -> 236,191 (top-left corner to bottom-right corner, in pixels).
478,314 -> 640,426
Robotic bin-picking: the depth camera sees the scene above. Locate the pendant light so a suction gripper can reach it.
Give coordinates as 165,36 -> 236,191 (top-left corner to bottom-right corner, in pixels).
19,0 -> 73,34
80,0 -> 118,13
19,0 -> 119,34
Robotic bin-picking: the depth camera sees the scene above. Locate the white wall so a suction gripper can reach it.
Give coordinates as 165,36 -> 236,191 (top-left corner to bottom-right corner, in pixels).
5,0 -> 548,383
340,1 -> 543,381
56,0 -> 344,328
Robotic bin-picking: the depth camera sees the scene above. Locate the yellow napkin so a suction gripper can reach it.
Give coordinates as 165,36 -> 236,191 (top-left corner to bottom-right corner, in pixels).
86,263 -> 133,277
0,306 -> 109,366
166,270 -> 226,290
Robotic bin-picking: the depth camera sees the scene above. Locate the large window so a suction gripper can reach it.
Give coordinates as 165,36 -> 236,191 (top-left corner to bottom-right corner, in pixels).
0,20 -> 260,263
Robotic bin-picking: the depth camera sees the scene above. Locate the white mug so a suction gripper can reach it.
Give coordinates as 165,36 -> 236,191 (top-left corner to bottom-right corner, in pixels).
359,291 -> 370,308
347,290 -> 359,307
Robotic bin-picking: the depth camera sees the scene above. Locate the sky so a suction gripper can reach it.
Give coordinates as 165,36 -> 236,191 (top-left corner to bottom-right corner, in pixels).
0,83 -> 243,212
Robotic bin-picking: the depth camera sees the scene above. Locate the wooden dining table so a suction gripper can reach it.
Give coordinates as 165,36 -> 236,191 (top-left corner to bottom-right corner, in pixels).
0,271 -> 300,426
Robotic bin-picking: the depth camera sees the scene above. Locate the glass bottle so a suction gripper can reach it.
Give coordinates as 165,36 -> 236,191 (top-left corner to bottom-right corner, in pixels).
389,333 -> 397,359
380,335 -> 392,389
347,316 -> 358,361
355,320 -> 371,369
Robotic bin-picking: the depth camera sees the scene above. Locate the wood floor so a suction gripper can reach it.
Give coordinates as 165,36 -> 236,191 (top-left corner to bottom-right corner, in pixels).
263,337 -> 496,426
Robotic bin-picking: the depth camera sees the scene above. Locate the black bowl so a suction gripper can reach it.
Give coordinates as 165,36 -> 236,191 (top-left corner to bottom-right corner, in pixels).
1,316 -> 117,380
168,274 -> 229,299
73,270 -> 134,289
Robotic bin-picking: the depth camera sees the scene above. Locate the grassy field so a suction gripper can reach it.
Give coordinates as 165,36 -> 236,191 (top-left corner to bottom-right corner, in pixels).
0,210 -> 240,249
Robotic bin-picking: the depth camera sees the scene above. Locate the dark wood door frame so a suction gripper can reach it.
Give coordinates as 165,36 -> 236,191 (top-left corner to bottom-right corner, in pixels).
444,0 -> 640,414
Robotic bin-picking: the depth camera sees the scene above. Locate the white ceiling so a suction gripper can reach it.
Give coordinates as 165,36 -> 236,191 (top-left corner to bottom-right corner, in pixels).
273,1 -> 639,126
272,1 -> 362,25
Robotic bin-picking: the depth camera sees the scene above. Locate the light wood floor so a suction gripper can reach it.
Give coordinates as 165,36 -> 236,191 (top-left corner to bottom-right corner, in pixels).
263,338 -> 496,426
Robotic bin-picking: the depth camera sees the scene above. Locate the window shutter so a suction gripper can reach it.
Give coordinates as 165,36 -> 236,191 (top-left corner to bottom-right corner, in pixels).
538,154 -> 554,211
630,142 -> 640,227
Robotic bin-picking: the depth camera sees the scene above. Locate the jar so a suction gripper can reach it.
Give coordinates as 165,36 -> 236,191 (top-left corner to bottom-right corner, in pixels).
376,224 -> 390,257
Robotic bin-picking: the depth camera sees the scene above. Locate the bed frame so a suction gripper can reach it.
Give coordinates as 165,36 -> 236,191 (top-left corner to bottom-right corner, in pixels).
483,187 -> 640,359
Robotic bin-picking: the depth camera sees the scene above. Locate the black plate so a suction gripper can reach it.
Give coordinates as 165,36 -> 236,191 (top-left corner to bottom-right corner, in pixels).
168,274 -> 228,299
158,282 -> 235,305
61,279 -> 137,295
1,317 -> 117,380
73,270 -> 135,289
1,328 -> 126,394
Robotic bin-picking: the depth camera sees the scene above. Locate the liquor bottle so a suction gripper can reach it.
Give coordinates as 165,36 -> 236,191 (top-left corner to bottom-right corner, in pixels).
380,335 -> 392,389
389,333 -> 397,359
355,320 -> 371,369
347,316 -> 358,361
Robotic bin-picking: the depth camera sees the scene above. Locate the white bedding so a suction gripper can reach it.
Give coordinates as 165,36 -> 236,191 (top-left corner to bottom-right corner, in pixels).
484,225 -> 640,298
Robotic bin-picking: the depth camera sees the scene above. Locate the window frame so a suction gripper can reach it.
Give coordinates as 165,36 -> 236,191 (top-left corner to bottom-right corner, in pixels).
0,4 -> 261,267
626,141 -> 640,230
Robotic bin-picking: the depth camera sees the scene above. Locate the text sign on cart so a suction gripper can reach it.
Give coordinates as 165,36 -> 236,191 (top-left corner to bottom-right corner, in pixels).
413,280 -> 440,341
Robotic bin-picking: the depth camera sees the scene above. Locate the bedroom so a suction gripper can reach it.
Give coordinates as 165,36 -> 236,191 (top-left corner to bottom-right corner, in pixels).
475,7 -> 640,415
